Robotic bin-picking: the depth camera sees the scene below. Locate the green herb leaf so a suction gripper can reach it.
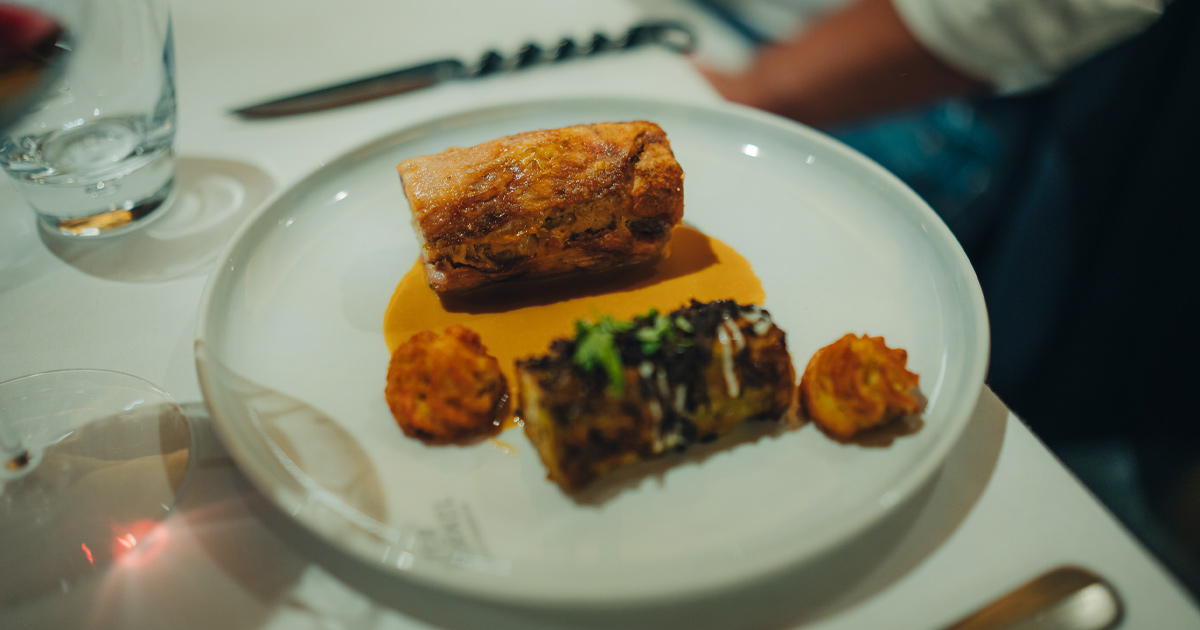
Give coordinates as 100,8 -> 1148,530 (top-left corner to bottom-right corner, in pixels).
573,315 -> 632,395
636,314 -> 674,355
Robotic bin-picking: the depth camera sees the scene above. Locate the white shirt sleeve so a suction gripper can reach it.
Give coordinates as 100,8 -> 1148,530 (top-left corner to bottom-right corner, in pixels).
890,0 -> 1169,93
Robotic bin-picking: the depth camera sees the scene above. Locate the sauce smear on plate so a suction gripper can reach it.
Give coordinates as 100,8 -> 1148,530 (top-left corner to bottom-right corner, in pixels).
383,226 -> 764,420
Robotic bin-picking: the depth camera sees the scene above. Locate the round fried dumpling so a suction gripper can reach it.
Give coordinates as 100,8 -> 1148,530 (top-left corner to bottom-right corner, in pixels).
386,324 -> 510,443
799,333 -> 921,439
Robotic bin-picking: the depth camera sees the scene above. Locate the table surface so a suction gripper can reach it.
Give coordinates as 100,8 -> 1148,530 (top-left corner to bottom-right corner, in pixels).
2,0 -> 1198,627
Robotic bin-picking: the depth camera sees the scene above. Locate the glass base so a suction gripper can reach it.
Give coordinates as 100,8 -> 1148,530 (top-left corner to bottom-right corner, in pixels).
38,176 -> 175,238
0,370 -> 192,605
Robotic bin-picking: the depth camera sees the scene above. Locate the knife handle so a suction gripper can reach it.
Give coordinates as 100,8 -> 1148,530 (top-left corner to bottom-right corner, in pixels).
621,21 -> 697,53
467,20 -> 696,77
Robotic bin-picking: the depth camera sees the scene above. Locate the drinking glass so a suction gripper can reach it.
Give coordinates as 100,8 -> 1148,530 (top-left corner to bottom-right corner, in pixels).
0,0 -> 176,237
0,370 -> 192,604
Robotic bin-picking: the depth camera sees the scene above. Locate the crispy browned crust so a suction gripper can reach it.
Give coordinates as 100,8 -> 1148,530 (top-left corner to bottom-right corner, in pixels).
385,325 -> 510,444
799,333 -> 921,440
397,121 -> 684,294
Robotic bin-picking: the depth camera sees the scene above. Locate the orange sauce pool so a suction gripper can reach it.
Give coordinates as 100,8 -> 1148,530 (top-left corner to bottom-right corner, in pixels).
383,226 -> 765,421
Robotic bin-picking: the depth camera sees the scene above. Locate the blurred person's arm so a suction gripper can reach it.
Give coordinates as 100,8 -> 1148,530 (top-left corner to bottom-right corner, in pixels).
699,0 -> 983,127
700,0 -> 1168,129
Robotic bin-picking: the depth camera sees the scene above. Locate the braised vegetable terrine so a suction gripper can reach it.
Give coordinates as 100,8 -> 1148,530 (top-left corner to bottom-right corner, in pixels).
516,300 -> 795,491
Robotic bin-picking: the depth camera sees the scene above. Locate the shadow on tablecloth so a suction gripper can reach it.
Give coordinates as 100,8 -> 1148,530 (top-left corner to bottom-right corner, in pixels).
37,157 -> 275,283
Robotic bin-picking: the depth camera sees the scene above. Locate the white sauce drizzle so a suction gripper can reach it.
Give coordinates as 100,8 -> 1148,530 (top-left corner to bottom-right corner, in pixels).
648,399 -> 663,423
717,320 -> 741,398
742,305 -> 774,336
663,427 -> 685,450
646,363 -> 667,451
726,319 -> 746,351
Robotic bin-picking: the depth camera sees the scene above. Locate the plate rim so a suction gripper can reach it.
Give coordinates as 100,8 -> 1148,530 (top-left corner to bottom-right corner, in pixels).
195,94 -> 990,606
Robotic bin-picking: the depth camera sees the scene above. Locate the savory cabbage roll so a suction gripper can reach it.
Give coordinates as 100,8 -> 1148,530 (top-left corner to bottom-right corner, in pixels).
396,121 -> 684,294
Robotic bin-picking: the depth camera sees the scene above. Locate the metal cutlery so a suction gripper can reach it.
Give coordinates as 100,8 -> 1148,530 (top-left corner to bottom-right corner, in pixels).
231,20 -> 696,119
942,566 -> 1123,630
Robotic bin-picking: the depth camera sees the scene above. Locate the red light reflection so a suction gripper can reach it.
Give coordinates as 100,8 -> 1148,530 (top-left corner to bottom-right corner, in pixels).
81,543 -> 94,565
109,520 -> 169,566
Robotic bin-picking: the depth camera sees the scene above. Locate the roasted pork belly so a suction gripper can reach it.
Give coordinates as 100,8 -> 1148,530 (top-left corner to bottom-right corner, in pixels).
397,121 -> 684,294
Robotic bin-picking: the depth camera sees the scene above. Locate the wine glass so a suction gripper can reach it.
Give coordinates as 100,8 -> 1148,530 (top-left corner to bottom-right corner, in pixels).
0,0 -> 72,131
0,370 -> 193,605
0,2 -> 193,606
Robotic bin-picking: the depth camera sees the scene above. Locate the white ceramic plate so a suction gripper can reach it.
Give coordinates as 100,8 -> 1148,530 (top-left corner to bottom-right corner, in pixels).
195,97 -> 988,606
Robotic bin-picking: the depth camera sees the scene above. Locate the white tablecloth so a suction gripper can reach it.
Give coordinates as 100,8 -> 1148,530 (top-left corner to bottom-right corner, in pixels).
1,0 -> 1197,627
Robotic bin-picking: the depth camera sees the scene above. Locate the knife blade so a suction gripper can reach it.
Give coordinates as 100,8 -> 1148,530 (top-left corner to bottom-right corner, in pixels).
232,59 -> 466,119
231,21 -> 696,119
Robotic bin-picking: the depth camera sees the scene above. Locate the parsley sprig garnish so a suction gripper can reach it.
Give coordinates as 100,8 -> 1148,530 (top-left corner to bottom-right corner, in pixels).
573,309 -> 696,395
635,309 -> 693,355
573,315 -> 633,395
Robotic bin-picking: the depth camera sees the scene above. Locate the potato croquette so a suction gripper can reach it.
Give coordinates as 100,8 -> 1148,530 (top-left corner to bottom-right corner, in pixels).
385,325 -> 510,444
799,333 -> 921,439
